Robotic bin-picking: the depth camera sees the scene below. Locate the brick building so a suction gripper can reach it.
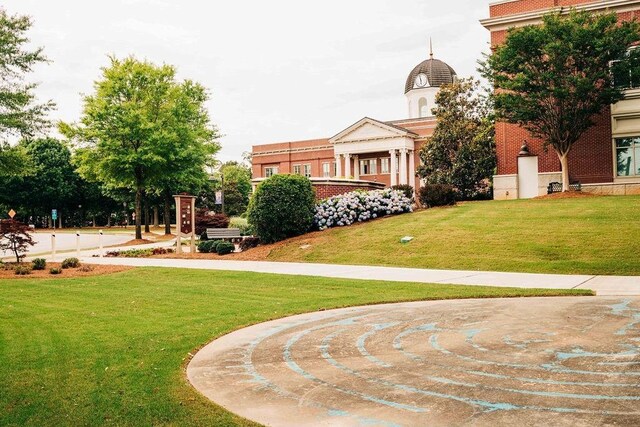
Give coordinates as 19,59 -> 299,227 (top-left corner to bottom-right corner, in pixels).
251,51 -> 457,199
481,0 -> 640,198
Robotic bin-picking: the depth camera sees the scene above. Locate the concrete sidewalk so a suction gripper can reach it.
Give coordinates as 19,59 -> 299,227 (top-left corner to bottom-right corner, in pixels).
81,256 -> 640,296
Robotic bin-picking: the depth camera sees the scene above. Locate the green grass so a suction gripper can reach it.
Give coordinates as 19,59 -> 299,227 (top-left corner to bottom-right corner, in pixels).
267,196 -> 640,275
0,268 -> 590,426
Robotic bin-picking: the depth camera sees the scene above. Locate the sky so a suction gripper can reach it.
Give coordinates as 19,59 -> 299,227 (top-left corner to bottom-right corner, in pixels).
4,0 -> 494,163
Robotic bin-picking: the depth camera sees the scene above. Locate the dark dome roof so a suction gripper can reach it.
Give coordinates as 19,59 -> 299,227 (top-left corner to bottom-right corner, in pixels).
404,58 -> 457,93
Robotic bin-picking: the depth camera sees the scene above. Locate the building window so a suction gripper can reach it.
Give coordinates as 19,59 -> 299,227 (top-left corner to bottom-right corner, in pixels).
616,137 -> 640,176
264,166 -> 279,177
322,162 -> 331,178
359,159 -> 377,175
293,164 -> 301,175
303,164 -> 312,178
611,48 -> 640,90
380,157 -> 390,174
419,97 -> 428,117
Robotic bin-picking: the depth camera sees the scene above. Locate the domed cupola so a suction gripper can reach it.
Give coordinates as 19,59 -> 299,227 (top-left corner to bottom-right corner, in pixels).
405,42 -> 457,119
404,57 -> 457,93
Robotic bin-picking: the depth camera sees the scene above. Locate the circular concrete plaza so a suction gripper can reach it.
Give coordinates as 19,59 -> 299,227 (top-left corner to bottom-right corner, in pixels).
188,297 -> 640,426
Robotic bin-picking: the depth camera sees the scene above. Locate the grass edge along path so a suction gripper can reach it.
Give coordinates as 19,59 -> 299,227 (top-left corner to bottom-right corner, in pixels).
262,196 -> 640,276
0,267 -> 591,426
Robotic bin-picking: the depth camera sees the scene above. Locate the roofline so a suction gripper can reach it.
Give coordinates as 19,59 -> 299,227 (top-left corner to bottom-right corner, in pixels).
329,117 -> 418,142
481,0 -> 640,32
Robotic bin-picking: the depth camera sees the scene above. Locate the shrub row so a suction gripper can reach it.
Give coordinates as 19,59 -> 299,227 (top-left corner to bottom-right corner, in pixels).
197,240 -> 235,255
314,189 -> 413,230
10,257 -> 80,275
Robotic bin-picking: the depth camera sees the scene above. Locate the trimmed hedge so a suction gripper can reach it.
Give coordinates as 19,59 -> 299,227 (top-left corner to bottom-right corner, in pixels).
216,241 -> 235,255
247,174 -> 315,244
418,184 -> 457,208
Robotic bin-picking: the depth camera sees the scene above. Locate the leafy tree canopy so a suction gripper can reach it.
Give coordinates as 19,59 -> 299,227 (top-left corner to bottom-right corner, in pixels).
417,77 -> 496,200
481,10 -> 640,190
0,8 -> 54,176
62,56 -> 220,239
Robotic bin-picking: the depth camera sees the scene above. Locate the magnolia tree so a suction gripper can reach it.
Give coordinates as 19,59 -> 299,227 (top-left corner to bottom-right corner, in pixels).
0,220 -> 35,262
481,10 -> 640,191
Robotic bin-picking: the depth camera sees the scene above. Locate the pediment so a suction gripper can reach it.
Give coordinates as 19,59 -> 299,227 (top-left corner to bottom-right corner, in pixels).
330,117 -> 417,144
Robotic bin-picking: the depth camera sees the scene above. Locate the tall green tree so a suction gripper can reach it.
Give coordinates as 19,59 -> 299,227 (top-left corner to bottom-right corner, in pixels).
218,161 -> 251,216
481,10 -> 640,191
63,56 -> 219,239
417,78 -> 496,200
0,8 -> 54,177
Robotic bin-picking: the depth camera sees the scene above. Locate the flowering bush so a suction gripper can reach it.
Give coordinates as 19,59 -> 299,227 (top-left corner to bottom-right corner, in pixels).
314,189 -> 412,231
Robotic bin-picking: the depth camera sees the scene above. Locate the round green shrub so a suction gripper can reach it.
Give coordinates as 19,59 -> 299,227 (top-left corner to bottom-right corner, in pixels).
418,184 -> 457,208
197,240 -> 211,253
216,241 -> 235,255
32,258 -> 47,270
247,174 -> 315,244
61,257 -> 80,269
14,265 -> 32,275
49,267 -> 62,275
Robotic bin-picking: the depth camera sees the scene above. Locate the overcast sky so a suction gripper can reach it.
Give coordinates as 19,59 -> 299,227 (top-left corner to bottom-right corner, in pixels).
4,0 -> 494,162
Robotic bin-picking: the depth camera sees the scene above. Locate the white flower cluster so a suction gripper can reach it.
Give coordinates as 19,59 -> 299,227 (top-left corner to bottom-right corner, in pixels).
314,189 -> 412,230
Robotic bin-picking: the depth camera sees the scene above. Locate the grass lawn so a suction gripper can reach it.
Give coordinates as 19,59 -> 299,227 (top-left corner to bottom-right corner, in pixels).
0,268 -> 590,426
264,196 -> 640,275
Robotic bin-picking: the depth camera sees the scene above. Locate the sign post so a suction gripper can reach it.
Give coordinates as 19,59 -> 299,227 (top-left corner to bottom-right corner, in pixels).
174,194 -> 196,255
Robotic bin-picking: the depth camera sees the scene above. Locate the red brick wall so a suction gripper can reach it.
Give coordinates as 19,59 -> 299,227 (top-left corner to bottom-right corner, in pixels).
490,0 -> 598,18
314,183 -> 385,200
487,0 -> 637,183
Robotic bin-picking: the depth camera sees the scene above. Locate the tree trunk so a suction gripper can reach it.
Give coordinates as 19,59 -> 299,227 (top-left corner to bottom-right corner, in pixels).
144,197 -> 150,234
164,191 -> 172,235
58,214 -> 62,229
135,187 -> 143,240
558,152 -> 570,192
153,206 -> 159,227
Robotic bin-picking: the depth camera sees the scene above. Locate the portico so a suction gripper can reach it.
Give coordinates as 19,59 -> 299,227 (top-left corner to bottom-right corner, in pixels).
329,117 -> 419,187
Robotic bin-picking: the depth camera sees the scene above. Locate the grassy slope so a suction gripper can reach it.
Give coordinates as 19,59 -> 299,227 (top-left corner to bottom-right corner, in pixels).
0,268 -> 589,426
266,196 -> 640,275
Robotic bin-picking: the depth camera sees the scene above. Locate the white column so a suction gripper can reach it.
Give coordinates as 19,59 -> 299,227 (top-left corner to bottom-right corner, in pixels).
344,154 -> 351,178
389,149 -> 397,186
409,149 -> 416,188
353,154 -> 360,180
335,154 -> 342,177
399,148 -> 408,185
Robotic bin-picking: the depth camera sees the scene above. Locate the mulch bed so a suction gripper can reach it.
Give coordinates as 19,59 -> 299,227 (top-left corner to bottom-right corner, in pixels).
0,263 -> 132,279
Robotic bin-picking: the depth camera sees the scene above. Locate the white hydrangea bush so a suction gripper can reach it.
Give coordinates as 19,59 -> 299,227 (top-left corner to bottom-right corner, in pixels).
314,189 -> 412,230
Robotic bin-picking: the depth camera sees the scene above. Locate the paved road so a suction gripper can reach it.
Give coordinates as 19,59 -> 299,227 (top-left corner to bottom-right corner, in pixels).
188,297 -> 640,427
82,257 -> 640,296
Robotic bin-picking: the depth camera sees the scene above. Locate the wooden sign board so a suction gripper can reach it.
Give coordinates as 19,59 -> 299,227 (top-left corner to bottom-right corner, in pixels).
180,197 -> 193,235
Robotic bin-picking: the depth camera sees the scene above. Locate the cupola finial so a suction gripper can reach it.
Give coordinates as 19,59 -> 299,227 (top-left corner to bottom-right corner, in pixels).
429,38 -> 433,59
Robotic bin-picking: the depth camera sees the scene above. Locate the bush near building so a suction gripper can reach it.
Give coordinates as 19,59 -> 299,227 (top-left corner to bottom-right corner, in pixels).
247,175 -> 315,244
418,184 -> 457,208
314,189 -> 413,231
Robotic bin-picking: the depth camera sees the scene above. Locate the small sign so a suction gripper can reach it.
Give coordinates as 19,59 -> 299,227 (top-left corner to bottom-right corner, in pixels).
8,209 -> 16,219
51,209 -> 58,220
215,191 -> 223,205
180,197 -> 193,234
400,236 -> 414,244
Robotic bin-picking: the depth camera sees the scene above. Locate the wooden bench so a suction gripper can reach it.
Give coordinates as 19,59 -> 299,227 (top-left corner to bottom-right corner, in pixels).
205,228 -> 242,241
547,181 -> 582,194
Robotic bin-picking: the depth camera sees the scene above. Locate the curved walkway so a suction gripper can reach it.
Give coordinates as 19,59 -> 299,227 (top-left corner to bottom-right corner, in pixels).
82,256 -> 640,295
188,297 -> 640,426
